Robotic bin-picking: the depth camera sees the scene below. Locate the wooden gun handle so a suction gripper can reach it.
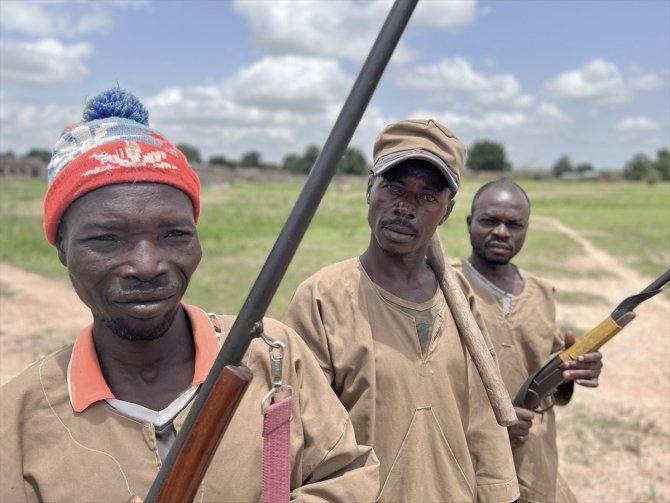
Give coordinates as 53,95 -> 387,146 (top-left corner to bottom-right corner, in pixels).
560,312 -> 635,362
150,365 -> 253,503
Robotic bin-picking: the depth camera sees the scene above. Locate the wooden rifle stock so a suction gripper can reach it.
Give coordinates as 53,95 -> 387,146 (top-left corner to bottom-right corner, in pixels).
151,365 -> 252,502
144,1 -> 419,501
513,267 -> 670,412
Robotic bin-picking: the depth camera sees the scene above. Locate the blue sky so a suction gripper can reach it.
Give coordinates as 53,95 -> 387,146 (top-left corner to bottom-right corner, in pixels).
1,0 -> 668,171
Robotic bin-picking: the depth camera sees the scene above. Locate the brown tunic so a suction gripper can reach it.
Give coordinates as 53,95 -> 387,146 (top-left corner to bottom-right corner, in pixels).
454,259 -> 577,503
0,309 -> 380,502
284,258 -> 519,503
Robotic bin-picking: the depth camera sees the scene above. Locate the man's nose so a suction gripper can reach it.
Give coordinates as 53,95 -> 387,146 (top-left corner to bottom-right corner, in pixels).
126,240 -> 168,281
492,222 -> 510,238
394,198 -> 415,219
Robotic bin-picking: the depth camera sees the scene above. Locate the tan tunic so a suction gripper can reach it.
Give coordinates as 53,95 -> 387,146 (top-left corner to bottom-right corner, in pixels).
454,259 -> 577,503
0,311 -> 379,502
284,258 -> 519,503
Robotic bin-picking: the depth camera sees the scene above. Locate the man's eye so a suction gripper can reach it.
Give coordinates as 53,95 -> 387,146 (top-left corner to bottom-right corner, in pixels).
386,184 -> 400,193
166,230 -> 187,238
92,234 -> 117,242
420,194 -> 436,202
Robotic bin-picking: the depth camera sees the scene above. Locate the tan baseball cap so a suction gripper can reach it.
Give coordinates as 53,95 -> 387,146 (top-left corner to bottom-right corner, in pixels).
372,119 -> 466,193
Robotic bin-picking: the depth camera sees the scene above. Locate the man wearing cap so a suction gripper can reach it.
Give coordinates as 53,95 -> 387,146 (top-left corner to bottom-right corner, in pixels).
453,178 -> 603,503
0,88 -> 380,502
284,119 -> 519,502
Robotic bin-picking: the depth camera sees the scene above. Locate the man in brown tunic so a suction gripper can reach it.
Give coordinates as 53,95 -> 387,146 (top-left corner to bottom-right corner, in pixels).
453,178 -> 603,503
284,120 -> 519,503
0,88 -> 379,502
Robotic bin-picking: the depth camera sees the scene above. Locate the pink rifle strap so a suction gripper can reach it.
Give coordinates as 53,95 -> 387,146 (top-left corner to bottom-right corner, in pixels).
262,396 -> 293,503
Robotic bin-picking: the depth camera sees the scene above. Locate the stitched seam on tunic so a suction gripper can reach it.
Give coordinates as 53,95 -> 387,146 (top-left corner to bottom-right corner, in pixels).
427,407 -> 474,497
38,356 -> 134,498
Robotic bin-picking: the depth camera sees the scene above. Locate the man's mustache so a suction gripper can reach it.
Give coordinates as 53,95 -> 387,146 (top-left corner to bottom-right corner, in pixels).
485,238 -> 512,249
381,218 -> 418,235
118,276 -> 174,294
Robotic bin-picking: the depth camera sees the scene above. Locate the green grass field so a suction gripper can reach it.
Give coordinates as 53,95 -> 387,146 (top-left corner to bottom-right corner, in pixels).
1,177 -> 668,318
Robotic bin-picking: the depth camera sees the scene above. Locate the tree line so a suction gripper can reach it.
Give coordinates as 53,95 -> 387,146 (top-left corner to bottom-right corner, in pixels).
5,140 -> 669,181
177,143 -> 370,176
462,140 -> 670,182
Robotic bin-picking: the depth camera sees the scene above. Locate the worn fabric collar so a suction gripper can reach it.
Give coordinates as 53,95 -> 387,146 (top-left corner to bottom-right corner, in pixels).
67,304 -> 221,413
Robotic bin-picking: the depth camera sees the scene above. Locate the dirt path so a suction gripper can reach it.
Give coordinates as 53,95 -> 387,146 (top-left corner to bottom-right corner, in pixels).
1,217 -> 669,502
532,216 -> 670,503
0,264 -> 91,385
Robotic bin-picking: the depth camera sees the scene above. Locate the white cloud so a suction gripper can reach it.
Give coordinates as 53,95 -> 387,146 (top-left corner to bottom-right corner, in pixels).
410,0 -> 477,29
0,1 -> 112,37
628,73 -> 665,91
233,0 -> 413,62
545,58 -> 649,104
232,0 -> 478,63
227,56 -> 352,112
410,100 -> 568,135
403,57 -> 522,106
145,55 -> 355,162
616,116 -> 660,133
0,91 -> 79,154
0,52 -> 357,162
0,38 -> 93,85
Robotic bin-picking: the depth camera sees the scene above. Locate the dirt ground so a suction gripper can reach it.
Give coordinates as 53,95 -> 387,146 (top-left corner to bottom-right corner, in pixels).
1,216 -> 668,502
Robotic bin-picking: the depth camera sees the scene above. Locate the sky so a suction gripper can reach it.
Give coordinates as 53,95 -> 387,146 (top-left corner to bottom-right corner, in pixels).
1,0 -> 668,171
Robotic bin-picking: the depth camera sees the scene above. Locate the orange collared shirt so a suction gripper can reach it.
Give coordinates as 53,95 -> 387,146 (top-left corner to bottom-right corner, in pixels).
67,304 -> 221,412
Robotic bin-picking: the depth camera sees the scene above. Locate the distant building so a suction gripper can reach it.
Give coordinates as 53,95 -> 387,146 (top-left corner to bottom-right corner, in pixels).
0,156 -> 46,179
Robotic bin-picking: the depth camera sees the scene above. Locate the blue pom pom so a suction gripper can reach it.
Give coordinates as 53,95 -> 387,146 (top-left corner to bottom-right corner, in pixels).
82,88 -> 149,125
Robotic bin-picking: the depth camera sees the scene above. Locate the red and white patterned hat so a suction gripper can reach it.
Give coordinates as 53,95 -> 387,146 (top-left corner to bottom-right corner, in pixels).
43,88 -> 201,245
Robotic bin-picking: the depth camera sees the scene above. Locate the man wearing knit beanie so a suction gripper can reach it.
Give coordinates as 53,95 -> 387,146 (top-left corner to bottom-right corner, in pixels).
1,89 -> 379,502
284,119 -> 520,502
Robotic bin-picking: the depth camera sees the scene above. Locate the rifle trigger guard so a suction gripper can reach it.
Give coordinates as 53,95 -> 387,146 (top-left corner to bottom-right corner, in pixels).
533,392 -> 555,414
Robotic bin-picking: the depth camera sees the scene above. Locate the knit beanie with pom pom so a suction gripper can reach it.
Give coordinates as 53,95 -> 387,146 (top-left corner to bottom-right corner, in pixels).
43,88 -> 201,245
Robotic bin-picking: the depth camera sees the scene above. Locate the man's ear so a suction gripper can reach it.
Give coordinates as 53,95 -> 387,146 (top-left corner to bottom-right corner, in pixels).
466,214 -> 472,228
56,233 -> 67,267
366,175 -> 374,204
439,198 -> 456,226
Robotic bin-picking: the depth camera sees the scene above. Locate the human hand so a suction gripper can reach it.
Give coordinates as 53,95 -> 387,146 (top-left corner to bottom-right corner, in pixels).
127,496 -> 143,503
562,330 -> 603,387
508,406 -> 534,446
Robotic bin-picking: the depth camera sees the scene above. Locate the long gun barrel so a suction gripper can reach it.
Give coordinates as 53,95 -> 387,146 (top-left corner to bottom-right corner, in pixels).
513,267 -> 670,411
144,1 -> 419,501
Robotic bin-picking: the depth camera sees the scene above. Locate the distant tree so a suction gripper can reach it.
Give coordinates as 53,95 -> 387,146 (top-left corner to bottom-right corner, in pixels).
466,140 -> 511,172
303,145 -> 320,169
1,150 -> 15,158
239,150 -> 262,168
337,147 -> 369,175
282,154 -> 305,174
176,143 -> 202,163
283,144 -> 321,174
25,148 -> 52,164
208,155 -> 231,167
654,148 -> 670,180
551,155 -> 573,178
623,153 -> 656,181
576,162 -> 595,174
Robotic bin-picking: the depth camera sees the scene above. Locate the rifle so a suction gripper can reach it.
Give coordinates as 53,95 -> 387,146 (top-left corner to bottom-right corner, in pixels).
144,1 -> 419,501
513,267 -> 670,412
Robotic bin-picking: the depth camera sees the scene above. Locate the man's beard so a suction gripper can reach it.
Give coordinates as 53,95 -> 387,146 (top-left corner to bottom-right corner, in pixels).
104,309 -> 178,342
